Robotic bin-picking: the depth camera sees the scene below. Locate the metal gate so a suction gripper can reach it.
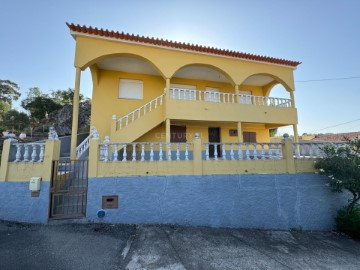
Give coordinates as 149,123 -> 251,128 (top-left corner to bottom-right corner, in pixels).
49,160 -> 88,219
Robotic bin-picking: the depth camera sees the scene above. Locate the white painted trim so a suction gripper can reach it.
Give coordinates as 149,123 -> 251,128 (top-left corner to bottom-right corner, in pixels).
71,31 -> 298,70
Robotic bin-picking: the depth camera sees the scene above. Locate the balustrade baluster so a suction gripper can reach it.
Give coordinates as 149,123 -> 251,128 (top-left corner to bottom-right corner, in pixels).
309,143 -> 313,158
23,145 -> 29,162
30,144 -> 37,162
39,144 -> 45,162
149,143 -> 154,161
143,105 -> 147,115
185,143 -> 189,160
159,143 -> 163,161
230,143 -> 235,160
253,143 -> 258,160
160,95 -> 163,105
167,143 -> 172,160
125,116 -> 129,126
238,143 -> 243,160
140,143 -> 145,161
294,143 -> 300,159
245,143 -> 250,160
176,143 -> 180,160
261,143 -> 266,160
205,143 -> 210,160
122,144 -> 127,162
113,144 -> 118,161
155,99 -> 158,108
301,144 -> 306,159
268,144 -> 273,159
222,143 -> 226,160
149,101 -> 152,112
214,143 -> 218,160
15,144 -> 22,162
315,144 -> 321,157
132,112 -> 135,122
103,144 -> 109,162
119,119 -> 122,129
132,143 -> 137,161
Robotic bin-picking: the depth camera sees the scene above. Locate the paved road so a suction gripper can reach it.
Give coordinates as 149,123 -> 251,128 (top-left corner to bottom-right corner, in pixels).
1,221 -> 359,270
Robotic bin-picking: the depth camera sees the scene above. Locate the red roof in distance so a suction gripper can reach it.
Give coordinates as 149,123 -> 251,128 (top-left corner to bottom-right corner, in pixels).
66,23 -> 301,68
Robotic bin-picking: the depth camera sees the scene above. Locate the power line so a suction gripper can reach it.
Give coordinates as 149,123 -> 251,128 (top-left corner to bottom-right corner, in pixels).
296,76 -> 360,83
308,118 -> 360,133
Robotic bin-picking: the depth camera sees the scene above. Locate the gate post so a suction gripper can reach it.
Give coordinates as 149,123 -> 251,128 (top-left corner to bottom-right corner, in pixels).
0,139 -> 12,181
281,134 -> 295,173
193,133 -> 203,175
88,138 -> 100,178
43,140 -> 61,181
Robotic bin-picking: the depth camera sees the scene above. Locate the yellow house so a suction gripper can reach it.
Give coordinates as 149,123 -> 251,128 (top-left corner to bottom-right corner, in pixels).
66,23 -> 301,161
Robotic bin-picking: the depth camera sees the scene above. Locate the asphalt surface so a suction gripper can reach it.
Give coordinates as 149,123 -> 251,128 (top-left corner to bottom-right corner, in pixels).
0,221 -> 360,270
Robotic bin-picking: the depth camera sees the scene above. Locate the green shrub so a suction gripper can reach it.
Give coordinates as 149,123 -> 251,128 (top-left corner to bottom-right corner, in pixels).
336,205 -> 360,239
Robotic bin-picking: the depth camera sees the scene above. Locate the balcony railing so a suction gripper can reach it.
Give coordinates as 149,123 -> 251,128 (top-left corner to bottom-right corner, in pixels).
169,88 -> 292,108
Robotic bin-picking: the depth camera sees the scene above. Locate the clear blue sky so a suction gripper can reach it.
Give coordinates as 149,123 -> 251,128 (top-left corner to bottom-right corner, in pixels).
1,0 -> 359,135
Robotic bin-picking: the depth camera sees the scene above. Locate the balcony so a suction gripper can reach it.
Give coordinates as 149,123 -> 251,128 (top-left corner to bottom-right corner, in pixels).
166,88 -> 297,124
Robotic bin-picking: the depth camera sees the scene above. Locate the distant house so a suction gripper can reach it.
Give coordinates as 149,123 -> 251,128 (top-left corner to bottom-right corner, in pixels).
302,132 -> 360,142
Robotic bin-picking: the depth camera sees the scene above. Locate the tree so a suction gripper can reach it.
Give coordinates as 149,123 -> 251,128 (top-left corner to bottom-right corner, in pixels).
269,128 -> 278,137
315,138 -> 360,214
51,88 -> 89,105
0,109 -> 30,131
22,96 -> 61,121
21,87 -> 43,108
0,80 -> 21,106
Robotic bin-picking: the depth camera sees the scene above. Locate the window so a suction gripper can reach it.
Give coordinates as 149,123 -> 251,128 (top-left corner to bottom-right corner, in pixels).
170,125 -> 187,142
243,132 -> 256,143
205,87 -> 220,102
119,79 -> 143,100
170,84 -> 196,100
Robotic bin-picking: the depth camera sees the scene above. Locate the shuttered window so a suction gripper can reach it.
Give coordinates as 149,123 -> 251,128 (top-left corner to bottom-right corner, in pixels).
243,132 -> 256,143
119,79 -> 143,100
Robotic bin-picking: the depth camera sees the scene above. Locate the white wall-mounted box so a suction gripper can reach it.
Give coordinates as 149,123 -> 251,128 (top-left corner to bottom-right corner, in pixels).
29,177 -> 42,191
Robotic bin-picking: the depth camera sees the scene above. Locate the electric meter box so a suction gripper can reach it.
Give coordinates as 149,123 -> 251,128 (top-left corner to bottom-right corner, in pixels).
29,177 -> 42,191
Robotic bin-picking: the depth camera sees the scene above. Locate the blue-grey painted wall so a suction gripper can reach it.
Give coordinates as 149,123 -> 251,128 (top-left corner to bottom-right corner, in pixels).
87,174 -> 348,230
0,182 -> 50,224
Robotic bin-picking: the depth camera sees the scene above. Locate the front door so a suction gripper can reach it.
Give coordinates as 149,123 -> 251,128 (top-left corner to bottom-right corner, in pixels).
208,127 -> 221,158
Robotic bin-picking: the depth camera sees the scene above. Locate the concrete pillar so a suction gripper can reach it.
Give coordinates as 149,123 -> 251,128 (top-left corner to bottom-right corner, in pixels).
88,138 -> 100,178
43,140 -> 61,181
193,133 -> 202,175
293,124 -> 299,143
235,84 -> 240,103
290,91 -> 296,108
70,67 -> 81,160
237,122 -> 243,142
0,139 -> 12,181
281,135 -> 295,173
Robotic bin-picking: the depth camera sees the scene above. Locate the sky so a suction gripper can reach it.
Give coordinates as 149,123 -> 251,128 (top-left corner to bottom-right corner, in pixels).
1,0 -> 359,135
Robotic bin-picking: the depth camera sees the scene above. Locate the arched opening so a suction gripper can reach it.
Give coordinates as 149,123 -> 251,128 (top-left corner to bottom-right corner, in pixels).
172,64 -> 235,86
88,53 -> 165,79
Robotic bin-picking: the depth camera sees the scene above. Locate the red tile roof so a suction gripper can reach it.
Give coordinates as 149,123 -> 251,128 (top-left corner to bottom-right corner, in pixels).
66,23 -> 301,68
311,132 -> 360,142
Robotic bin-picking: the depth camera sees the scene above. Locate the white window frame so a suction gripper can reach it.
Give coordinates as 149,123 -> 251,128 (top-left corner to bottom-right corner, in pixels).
170,84 -> 196,100
118,79 -> 143,100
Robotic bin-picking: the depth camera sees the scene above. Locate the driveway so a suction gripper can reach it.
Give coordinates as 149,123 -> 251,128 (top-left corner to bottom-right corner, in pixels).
0,221 -> 359,270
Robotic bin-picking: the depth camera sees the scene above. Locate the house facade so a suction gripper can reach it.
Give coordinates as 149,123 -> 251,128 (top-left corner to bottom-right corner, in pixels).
0,24 -> 349,230
66,23 -> 300,161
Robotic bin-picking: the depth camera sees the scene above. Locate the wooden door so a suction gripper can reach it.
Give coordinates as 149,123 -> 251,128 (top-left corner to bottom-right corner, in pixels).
208,127 -> 221,158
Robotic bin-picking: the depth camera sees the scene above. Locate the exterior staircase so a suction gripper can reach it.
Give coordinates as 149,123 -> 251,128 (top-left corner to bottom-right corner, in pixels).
110,93 -> 165,142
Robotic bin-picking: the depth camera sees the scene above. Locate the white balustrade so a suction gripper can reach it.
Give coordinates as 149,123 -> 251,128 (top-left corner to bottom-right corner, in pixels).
116,94 -> 165,130
99,142 -> 193,162
202,142 -> 283,160
76,134 -> 90,159
293,142 -> 340,159
12,142 -> 46,162
169,88 -> 292,108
